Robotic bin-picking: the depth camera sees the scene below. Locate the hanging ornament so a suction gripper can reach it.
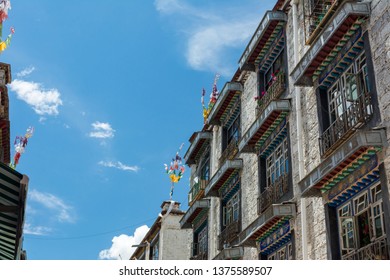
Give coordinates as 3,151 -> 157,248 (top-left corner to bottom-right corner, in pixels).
164,143 -> 185,200
0,0 -> 11,23
10,126 -> 34,169
0,1 -> 14,54
201,74 -> 220,124
0,26 -> 14,52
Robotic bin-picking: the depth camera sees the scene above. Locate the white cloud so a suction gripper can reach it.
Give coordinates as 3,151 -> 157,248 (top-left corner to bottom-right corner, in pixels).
99,161 -> 140,172
10,79 -> 63,116
16,66 -> 36,77
24,223 -> 52,236
154,0 -> 264,76
186,21 -> 257,75
99,225 -> 150,260
28,189 -> 75,223
89,121 -> 115,139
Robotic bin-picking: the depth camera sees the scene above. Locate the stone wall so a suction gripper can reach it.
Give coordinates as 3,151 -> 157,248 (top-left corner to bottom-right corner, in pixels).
160,214 -> 192,260
368,0 -> 390,197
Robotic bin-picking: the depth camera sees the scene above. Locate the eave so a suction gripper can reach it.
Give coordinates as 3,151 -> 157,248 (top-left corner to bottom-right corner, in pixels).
0,163 -> 28,260
238,11 -> 287,71
0,63 -> 11,85
213,246 -> 244,260
207,82 -> 243,126
184,132 -> 212,165
273,0 -> 291,12
291,2 -> 370,86
238,100 -> 290,153
180,199 -> 210,229
299,130 -> 387,197
205,159 -> 243,197
238,204 -> 296,246
130,216 -> 161,259
0,120 -> 10,164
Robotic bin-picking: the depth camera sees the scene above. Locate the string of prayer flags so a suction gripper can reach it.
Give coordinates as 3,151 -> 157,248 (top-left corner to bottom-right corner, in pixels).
201,74 -> 220,123
0,26 -> 14,52
0,0 -> 11,23
164,143 -> 185,200
0,0 -> 13,54
10,126 -> 34,169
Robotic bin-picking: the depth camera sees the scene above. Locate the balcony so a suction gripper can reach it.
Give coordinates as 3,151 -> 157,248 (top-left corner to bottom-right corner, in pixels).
239,11 -> 287,72
0,119 -> 10,164
239,100 -> 290,153
207,82 -> 242,126
319,92 -> 373,157
190,243 -> 208,260
180,199 -> 210,229
205,159 -> 243,197
0,163 -> 29,260
213,246 -> 244,260
342,237 -> 389,260
218,221 -> 241,250
292,1 -> 370,86
305,0 -> 339,45
258,173 -> 289,214
300,130 -> 387,199
0,63 -> 11,86
0,86 -> 9,120
219,138 -> 239,167
188,180 -> 208,206
256,71 -> 286,118
238,204 -> 296,247
184,131 -> 212,165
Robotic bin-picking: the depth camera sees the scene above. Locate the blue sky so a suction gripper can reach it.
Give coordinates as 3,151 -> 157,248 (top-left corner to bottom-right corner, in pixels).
2,0 -> 274,260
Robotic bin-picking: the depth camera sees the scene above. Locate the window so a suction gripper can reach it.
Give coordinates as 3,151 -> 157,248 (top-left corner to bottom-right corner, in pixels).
266,138 -> 289,188
337,183 -> 386,257
327,51 -> 372,130
226,113 -> 240,146
223,192 -> 240,226
262,50 -> 283,93
198,226 -> 208,255
151,241 -> 159,260
199,151 -> 210,181
265,242 -> 293,260
222,99 -> 241,154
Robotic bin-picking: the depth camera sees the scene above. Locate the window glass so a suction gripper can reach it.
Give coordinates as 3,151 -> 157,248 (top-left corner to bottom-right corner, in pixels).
266,138 -> 289,188
198,226 -> 208,254
337,184 -> 386,257
223,192 -> 240,226
200,151 -> 210,180
152,241 -> 159,260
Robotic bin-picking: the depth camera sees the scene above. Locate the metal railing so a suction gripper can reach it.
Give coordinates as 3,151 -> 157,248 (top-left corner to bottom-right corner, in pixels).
219,138 -> 239,167
218,220 -> 241,251
342,237 -> 389,260
306,0 -> 339,43
190,243 -> 208,260
258,173 -> 289,214
256,71 -> 286,117
188,180 -> 208,206
319,91 -> 373,157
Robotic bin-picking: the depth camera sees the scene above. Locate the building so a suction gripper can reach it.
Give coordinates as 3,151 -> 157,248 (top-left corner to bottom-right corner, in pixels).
180,0 -> 390,260
0,62 -> 29,260
130,201 -> 192,260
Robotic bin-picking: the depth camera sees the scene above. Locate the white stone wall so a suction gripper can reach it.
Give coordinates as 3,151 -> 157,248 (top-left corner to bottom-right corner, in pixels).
239,72 -> 261,231
368,0 -> 390,198
160,214 -> 192,260
240,73 -> 258,135
283,0 -> 327,259
209,196 -> 221,259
